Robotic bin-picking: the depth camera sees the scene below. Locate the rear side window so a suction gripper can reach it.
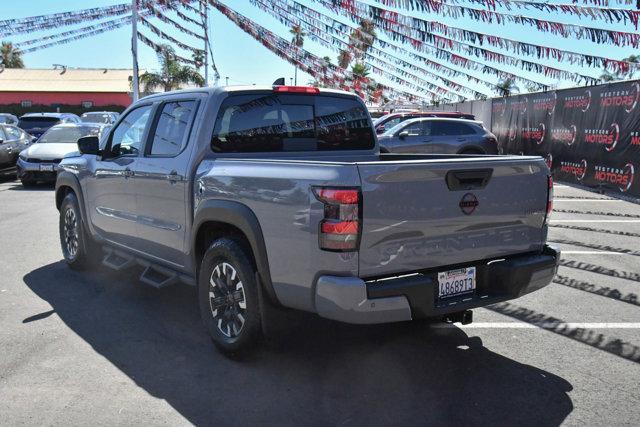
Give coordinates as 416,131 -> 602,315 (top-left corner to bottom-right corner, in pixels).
5,126 -> 23,140
149,101 -> 197,156
211,93 -> 374,152
431,121 -> 477,136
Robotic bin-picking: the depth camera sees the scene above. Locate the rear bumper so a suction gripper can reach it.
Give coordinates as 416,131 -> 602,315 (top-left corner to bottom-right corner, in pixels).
315,245 -> 560,324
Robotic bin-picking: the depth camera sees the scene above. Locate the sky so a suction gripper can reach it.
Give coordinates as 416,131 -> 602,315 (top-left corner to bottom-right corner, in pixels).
2,0 -> 638,102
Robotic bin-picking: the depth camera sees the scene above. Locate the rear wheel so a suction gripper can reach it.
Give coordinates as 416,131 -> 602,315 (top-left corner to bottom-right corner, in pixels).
198,238 -> 262,355
59,192 -> 97,270
21,178 -> 36,187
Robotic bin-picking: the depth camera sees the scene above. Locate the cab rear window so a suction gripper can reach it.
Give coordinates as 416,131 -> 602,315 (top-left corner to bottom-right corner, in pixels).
211,93 -> 374,152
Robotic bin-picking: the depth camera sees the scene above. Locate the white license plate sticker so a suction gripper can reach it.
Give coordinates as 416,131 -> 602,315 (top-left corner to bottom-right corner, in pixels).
437,267 -> 476,299
39,164 -> 54,171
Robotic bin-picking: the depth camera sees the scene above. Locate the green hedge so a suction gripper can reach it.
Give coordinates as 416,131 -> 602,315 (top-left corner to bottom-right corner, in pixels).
0,104 -> 127,117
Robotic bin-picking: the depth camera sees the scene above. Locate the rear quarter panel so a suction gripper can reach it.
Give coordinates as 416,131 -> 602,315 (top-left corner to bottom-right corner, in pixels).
195,159 -> 361,312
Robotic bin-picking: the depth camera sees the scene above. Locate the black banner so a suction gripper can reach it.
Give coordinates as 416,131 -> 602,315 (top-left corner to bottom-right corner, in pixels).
492,80 -> 640,196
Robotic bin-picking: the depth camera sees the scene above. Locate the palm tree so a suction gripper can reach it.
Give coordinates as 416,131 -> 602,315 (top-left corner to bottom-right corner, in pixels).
623,54 -> 639,79
599,70 -> 617,83
1,41 -> 24,68
140,44 -> 204,92
338,50 -> 352,69
495,78 -> 519,97
352,19 -> 376,61
289,24 -> 305,85
192,50 -> 205,71
351,63 -> 370,80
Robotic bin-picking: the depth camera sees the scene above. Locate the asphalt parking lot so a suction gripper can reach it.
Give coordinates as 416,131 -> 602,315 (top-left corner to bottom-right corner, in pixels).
1,177 -> 639,425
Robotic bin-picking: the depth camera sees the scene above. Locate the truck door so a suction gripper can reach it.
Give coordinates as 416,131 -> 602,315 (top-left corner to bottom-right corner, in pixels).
84,104 -> 153,249
131,99 -> 199,268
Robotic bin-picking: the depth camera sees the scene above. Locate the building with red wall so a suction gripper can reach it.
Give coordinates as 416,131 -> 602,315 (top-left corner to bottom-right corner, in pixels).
0,68 -> 136,108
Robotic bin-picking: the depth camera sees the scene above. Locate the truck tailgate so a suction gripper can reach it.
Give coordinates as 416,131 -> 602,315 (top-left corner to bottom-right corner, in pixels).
356,157 -> 549,278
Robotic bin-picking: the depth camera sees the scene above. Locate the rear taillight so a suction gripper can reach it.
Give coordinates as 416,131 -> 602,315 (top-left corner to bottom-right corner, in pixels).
544,175 -> 553,225
313,187 -> 361,251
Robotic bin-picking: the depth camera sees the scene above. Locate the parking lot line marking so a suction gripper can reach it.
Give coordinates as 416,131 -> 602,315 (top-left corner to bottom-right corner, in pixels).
554,199 -> 622,202
551,219 -> 640,223
433,322 -> 640,329
562,251 -> 630,255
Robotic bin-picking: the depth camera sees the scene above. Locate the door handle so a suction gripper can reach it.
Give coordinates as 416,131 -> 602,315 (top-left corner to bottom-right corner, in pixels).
456,137 -> 466,142
168,170 -> 180,183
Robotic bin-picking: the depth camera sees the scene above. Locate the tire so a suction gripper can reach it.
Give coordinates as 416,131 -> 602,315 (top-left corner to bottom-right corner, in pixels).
21,178 -> 36,187
59,192 -> 98,270
198,238 -> 262,355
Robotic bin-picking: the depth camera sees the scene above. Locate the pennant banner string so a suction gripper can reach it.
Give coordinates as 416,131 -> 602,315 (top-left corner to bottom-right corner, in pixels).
0,4 -> 130,30
137,31 -> 201,66
208,0 -> 434,102
311,0 -> 599,85
349,1 -> 640,74
139,16 -> 205,55
279,0 -> 510,93
406,0 -> 638,23
365,0 -> 640,40
250,0 -> 477,99
305,0 -> 556,87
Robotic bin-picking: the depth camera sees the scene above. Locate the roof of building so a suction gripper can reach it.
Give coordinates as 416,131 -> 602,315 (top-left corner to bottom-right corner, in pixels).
0,68 -> 136,93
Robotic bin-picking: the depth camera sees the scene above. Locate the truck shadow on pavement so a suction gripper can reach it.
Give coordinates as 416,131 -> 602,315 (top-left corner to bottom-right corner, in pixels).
23,262 -> 573,425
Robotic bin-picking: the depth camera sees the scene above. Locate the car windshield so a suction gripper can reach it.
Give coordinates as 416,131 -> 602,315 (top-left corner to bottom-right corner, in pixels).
38,126 -> 101,144
81,113 -> 113,124
0,115 -> 15,124
18,117 -> 60,129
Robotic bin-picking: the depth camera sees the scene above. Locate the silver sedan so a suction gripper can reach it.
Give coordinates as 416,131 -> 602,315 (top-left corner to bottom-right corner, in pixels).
17,123 -> 107,186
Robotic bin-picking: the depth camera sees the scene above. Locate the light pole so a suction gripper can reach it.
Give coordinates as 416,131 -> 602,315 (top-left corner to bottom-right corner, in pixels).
131,0 -> 140,102
201,0 -> 209,87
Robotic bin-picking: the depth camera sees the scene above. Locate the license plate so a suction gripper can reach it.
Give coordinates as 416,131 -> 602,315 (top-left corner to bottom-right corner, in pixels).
437,267 -> 476,299
39,164 -> 54,172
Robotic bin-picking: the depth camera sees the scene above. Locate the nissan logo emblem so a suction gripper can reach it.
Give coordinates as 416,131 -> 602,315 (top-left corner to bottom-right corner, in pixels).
459,193 -> 479,215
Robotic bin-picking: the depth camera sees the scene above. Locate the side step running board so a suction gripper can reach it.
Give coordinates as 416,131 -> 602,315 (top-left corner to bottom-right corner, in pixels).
102,248 -> 135,271
139,265 -> 178,289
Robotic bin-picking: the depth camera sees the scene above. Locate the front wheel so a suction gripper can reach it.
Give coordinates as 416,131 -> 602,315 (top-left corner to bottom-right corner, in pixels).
198,238 -> 262,355
59,192 -> 97,270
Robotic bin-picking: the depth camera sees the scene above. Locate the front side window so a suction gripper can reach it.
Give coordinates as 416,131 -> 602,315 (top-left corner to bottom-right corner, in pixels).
211,93 -> 374,152
149,101 -> 196,156
107,105 -> 152,157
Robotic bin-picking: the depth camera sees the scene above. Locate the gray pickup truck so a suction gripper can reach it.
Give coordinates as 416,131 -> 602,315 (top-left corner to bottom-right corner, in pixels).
55,85 -> 559,354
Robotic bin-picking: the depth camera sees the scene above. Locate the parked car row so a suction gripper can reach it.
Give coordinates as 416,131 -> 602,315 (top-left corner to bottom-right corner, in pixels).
0,110 -> 119,182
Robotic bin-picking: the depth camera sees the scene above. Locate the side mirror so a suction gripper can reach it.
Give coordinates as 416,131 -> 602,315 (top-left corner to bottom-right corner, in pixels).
398,131 -> 409,139
77,136 -> 100,155
0,138 -> 4,144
